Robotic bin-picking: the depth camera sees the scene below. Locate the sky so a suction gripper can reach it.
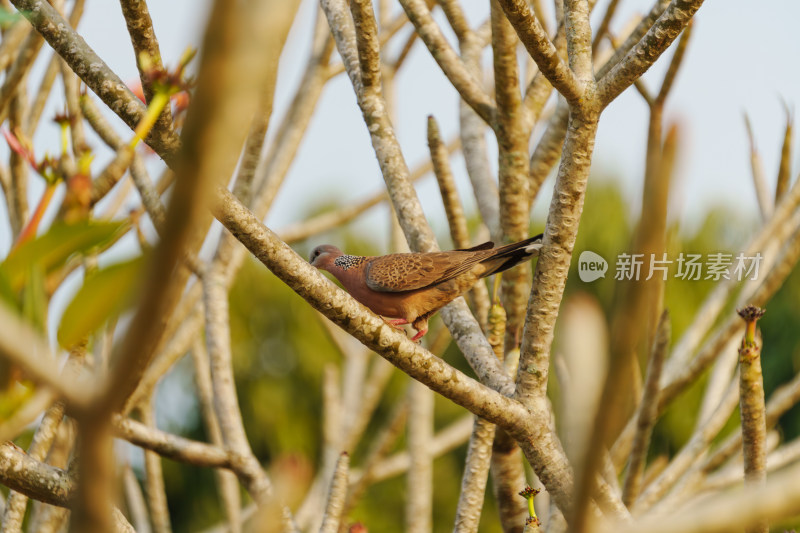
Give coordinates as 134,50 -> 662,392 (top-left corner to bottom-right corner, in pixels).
4,0 -> 800,253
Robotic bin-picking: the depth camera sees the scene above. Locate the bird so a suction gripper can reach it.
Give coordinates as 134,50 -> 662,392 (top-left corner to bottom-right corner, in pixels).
309,234 -> 543,341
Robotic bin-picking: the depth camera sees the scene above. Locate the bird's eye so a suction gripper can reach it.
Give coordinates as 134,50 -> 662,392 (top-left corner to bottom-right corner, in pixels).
314,250 -> 321,257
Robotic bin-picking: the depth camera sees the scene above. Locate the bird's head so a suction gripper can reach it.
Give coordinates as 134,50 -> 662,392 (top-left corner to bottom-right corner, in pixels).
309,244 -> 342,271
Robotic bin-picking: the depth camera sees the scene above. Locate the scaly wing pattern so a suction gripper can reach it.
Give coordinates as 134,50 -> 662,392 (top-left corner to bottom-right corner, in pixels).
364,249 -> 490,292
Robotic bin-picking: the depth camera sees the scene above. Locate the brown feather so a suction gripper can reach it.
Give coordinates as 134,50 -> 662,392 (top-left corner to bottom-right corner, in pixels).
310,235 -> 542,341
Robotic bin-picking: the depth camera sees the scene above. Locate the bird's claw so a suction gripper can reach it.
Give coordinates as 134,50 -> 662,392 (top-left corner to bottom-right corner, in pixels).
410,329 -> 427,343
383,318 -> 409,331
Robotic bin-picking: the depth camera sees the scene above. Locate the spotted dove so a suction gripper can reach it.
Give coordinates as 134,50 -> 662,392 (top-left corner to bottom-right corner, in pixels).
309,234 -> 543,341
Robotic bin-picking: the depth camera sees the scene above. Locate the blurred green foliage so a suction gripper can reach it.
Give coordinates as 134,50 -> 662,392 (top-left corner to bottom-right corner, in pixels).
0,219 -> 127,414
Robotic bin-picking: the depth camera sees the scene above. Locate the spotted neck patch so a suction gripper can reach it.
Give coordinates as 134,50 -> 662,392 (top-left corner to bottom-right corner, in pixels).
333,254 -> 365,270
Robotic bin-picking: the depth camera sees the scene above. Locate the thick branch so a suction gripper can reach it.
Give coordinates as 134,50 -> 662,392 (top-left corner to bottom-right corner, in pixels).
211,188 -> 530,428
516,108 -> 600,404
0,442 -> 73,508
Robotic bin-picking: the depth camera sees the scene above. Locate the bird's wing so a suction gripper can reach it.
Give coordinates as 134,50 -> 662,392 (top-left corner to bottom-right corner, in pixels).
365,251 -> 487,292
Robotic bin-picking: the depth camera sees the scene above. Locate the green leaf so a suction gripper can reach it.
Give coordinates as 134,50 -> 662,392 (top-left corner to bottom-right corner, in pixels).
57,256 -> 145,349
1,220 -> 127,292
21,264 -> 47,334
0,269 -> 17,311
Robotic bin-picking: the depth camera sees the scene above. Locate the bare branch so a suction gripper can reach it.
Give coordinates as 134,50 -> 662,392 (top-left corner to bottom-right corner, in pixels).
564,0 -> 593,83
278,139 -> 459,244
112,416 -> 231,469
491,0 -> 533,350
405,381 -> 433,532
6,93 -> 28,239
529,99 -> 569,203
60,58 -> 88,154
191,338 -> 242,531
81,89 -> 167,229
0,442 -> 73,508
1,402 -> 64,530
0,23 -> 44,125
516,110 -> 600,404
428,115 -> 470,248
622,311 -> 670,506
0,20 -> 30,72
704,362 -> 800,474
606,459 -> 800,533
8,0 -> 180,160
203,268 -> 273,501
397,0 -> 496,125
356,413 -> 471,486
139,401 -> 172,533
251,9 -> 334,218
453,417 -> 496,532
633,375 -> 740,514
596,0 -> 669,80
495,0 -> 583,104
319,452 -> 350,533
491,430 -> 531,530
654,22 -> 692,106
775,105 -> 793,203
427,116 -> 491,327
459,30 -> 501,238
326,0 -> 516,395
122,464 -> 152,533
597,0 -> 704,107
437,0 -> 471,43
211,188 -> 530,427
25,52 -> 60,135
119,0 -> 176,141
591,0 -> 620,54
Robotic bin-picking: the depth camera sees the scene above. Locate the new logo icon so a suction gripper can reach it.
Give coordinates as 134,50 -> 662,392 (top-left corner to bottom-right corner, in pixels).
578,251 -> 608,282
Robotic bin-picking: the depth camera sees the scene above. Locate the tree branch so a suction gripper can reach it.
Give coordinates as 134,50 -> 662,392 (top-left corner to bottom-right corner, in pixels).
495,0 -> 583,104
397,0 -> 496,125
597,0 -> 704,107
211,188 -> 530,427
8,0 -> 180,161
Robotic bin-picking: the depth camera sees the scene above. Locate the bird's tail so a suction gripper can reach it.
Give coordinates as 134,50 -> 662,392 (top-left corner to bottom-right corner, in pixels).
481,234 -> 543,277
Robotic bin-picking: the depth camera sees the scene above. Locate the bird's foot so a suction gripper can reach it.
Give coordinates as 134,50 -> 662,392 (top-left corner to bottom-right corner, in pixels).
410,328 -> 428,343
383,318 -> 409,331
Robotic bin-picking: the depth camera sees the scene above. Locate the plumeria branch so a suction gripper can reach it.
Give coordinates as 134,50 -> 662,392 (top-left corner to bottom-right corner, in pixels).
211,187 -> 529,427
